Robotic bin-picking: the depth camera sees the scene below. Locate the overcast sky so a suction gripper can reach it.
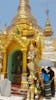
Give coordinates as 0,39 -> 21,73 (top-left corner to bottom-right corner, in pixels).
0,0 -> 56,37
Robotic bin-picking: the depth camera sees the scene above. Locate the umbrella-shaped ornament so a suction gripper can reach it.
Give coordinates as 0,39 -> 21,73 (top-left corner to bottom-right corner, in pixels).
37,59 -> 54,67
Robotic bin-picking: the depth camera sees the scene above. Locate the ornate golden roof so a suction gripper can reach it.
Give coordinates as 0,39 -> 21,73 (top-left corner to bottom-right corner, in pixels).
11,0 -> 37,25
44,9 -> 53,36
8,0 -> 42,37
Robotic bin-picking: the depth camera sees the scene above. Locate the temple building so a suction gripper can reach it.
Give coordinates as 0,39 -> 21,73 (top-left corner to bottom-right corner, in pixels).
0,0 -> 56,88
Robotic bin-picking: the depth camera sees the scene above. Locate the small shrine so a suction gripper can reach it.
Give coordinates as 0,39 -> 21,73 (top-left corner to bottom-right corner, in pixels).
0,0 -> 42,88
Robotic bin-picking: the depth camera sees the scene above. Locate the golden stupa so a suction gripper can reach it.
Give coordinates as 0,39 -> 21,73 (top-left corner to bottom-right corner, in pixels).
44,9 -> 53,36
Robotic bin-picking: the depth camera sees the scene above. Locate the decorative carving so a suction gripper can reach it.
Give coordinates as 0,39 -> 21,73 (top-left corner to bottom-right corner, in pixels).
27,42 -> 37,62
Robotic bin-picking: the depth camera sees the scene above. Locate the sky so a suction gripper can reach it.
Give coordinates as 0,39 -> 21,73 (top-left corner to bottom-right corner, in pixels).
0,0 -> 56,37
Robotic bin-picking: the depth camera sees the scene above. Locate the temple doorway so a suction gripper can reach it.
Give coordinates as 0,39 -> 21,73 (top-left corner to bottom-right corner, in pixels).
8,50 -> 22,85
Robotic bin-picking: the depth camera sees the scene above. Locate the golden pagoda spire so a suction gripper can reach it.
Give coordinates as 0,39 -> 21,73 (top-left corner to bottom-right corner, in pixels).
44,9 -> 53,36
17,0 -> 32,18
11,0 -> 37,26
8,0 -> 42,37
9,0 -> 38,36
17,0 -> 30,18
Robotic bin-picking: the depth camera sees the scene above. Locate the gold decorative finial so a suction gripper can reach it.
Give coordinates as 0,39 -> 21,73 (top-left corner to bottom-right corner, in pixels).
44,9 -> 53,36
17,0 -> 30,18
3,24 -> 8,34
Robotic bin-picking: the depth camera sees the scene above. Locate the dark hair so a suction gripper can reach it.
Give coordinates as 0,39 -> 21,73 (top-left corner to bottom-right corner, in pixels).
42,68 -> 47,74
47,67 -> 51,70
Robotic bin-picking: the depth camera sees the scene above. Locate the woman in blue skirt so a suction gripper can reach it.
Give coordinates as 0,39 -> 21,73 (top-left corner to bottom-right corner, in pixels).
41,68 -> 51,99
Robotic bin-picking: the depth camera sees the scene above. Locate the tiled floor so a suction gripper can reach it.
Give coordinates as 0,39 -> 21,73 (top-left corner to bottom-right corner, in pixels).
0,94 -> 56,100
0,92 -> 55,100
0,94 -> 24,100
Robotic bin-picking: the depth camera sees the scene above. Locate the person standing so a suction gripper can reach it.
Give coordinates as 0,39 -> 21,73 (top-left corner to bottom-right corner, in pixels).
47,67 -> 55,97
41,68 -> 51,99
